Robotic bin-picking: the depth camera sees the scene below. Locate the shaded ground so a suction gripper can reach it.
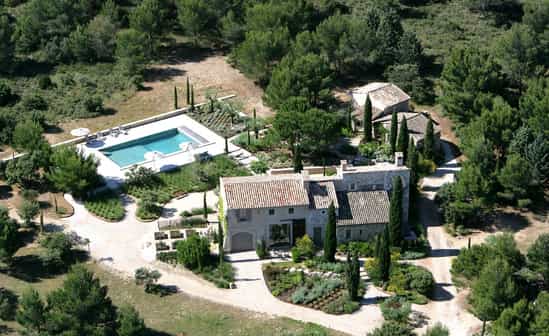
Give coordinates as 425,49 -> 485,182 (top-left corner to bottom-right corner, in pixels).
46,52 -> 271,144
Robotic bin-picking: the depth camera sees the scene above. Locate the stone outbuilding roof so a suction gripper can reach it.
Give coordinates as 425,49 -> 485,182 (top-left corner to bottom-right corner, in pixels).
375,112 -> 441,144
351,83 -> 410,115
221,174 -> 310,209
336,191 -> 390,226
308,181 -> 339,210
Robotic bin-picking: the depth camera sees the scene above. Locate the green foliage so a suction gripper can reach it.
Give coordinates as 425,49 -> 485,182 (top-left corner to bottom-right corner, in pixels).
250,159 -> 269,174
492,299 -> 532,336
423,120 -> 435,161
84,190 -> 125,222
47,146 -> 100,198
0,205 -> 19,262
367,321 -> 414,336
0,14 -> 14,72
12,119 -> 49,154
264,265 -> 304,296
389,177 -> 403,247
117,305 -> 147,336
176,0 -> 216,45
16,288 -> 45,333
376,226 -> 392,283
530,291 -> 549,335
129,0 -> 165,57
176,234 -> 210,271
439,47 -> 504,124
385,63 -> 429,104
338,241 -> 374,258
134,267 -> 162,294
17,198 -> 39,227
397,119 -> 409,162
291,235 -> 315,262
116,29 -> 148,79
256,240 -> 268,259
471,258 -> 520,323
0,287 -> 18,321
345,252 -> 360,301
265,53 -> 332,109
363,95 -> 372,142
424,323 -> 449,336
291,278 -> 343,304
380,296 -> 411,323
389,110 -> 398,154
527,234 -> 549,286
0,80 -> 16,107
40,232 -> 75,272
324,202 -> 337,262
5,153 -> 42,188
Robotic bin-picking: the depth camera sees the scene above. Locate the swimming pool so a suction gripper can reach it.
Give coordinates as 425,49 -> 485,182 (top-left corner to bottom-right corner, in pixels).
100,128 -> 197,168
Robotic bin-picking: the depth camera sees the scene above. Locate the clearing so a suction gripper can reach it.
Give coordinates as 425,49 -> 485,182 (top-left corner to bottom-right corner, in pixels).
46,51 -> 272,144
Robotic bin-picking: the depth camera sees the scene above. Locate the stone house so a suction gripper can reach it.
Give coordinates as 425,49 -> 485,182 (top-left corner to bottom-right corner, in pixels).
219,156 -> 410,252
351,82 -> 411,123
374,112 -> 442,149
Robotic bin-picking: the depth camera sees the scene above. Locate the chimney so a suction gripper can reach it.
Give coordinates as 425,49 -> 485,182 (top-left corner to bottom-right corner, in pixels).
395,152 -> 404,167
340,160 -> 348,171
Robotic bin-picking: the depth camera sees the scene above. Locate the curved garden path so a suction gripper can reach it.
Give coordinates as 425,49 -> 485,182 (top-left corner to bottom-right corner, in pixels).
62,194 -> 384,336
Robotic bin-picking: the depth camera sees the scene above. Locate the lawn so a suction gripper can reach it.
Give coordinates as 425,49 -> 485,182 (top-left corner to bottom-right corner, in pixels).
0,246 -> 345,336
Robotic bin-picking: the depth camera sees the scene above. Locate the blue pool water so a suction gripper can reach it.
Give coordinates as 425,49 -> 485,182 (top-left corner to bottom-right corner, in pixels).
100,129 -> 196,167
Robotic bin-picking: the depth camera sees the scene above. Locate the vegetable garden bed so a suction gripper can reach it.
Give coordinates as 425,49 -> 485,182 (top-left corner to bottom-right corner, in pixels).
263,262 -> 360,315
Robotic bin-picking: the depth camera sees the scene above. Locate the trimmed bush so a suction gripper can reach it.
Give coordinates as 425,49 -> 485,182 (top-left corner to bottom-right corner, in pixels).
256,240 -> 268,259
291,235 -> 315,262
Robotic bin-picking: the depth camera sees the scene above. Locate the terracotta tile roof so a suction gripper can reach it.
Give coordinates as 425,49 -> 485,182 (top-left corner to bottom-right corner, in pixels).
351,83 -> 410,118
308,181 -> 338,209
375,112 -> 441,143
336,191 -> 390,226
221,174 -> 310,209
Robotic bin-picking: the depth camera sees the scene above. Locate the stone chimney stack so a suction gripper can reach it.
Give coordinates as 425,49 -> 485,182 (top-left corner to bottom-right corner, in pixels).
340,160 -> 348,171
395,152 -> 404,167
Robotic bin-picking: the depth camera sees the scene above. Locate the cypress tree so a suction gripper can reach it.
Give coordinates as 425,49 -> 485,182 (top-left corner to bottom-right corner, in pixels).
363,95 -> 372,142
293,145 -> 303,173
218,219 -> 224,264
397,118 -> 409,162
224,136 -> 228,154
174,86 -> 178,109
346,252 -> 360,301
324,202 -> 337,262
389,109 -> 398,154
186,77 -> 190,105
407,140 -> 419,206
347,106 -> 352,131
203,192 -> 208,219
423,119 -> 435,160
253,108 -> 259,140
247,126 -> 251,146
379,225 -> 391,282
389,176 -> 403,247
209,98 -> 214,114
190,85 -> 195,111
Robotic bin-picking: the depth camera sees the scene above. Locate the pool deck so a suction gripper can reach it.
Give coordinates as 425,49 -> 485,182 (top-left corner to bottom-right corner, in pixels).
78,114 -> 240,187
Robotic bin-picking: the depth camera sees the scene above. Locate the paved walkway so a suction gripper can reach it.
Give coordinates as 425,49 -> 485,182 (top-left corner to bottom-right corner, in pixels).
412,141 -> 481,335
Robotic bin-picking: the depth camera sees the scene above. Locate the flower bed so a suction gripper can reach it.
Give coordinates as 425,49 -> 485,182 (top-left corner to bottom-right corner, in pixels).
84,190 -> 125,222
263,262 -> 361,315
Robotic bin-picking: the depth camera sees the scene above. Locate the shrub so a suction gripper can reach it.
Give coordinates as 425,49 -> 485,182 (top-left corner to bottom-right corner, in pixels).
408,266 -> 434,296
517,198 -> 532,209
84,190 -> 124,221
17,199 -> 40,227
40,233 -> 74,272
256,239 -> 268,259
179,217 -> 208,227
380,296 -> 411,323
424,323 -> 449,336
176,234 -> 210,270
180,207 -> 214,217
125,166 -> 158,188
0,288 -> 18,320
0,81 -> 16,107
291,235 -> 315,262
367,321 -> 414,336
304,257 -> 346,274
134,267 -> 163,294
250,159 -> 269,174
339,241 -> 374,257
323,294 -> 360,315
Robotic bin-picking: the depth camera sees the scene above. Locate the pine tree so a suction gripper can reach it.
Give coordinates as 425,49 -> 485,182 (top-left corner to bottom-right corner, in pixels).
293,145 -> 303,173
186,77 -> 190,105
174,86 -> 178,109
389,109 -> 398,154
389,176 -> 403,247
324,202 -> 337,262
363,95 -> 372,142
346,252 -> 360,301
378,225 -> 391,282
423,119 -> 435,160
16,288 -> 45,334
397,118 -> 409,162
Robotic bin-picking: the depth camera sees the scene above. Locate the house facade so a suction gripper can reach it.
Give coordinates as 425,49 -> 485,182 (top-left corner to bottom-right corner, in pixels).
219,157 -> 410,252
375,112 -> 442,150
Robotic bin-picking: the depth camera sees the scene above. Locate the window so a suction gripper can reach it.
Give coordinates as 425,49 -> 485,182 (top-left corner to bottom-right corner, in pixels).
270,224 -> 289,245
350,183 -> 356,190
359,229 -> 363,236
345,229 -> 351,240
268,209 -> 275,215
288,207 -> 294,214
237,209 -> 249,222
